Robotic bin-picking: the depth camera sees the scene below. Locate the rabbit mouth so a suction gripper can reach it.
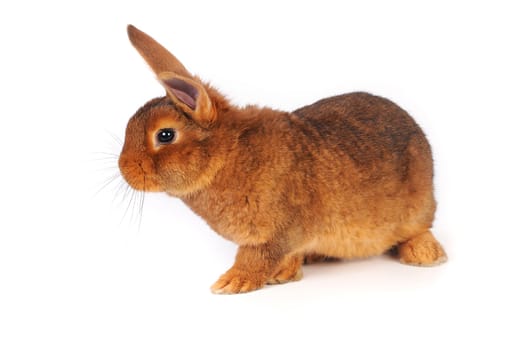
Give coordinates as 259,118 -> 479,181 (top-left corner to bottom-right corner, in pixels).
119,157 -> 162,192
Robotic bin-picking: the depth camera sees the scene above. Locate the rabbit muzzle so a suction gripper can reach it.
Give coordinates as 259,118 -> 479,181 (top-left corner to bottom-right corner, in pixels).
118,154 -> 162,192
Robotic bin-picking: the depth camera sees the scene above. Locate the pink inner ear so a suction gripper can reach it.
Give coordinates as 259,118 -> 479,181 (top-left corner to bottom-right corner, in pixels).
171,90 -> 196,110
163,78 -> 198,110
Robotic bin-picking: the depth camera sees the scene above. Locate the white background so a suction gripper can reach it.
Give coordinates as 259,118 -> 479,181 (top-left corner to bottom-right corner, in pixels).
1,1 -> 526,349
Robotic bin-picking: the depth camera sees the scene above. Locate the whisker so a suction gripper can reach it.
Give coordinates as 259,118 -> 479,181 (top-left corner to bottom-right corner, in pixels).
95,164 -> 120,173
130,189 -> 138,226
96,132 -> 144,230
138,191 -> 145,231
123,183 -> 134,206
90,150 -> 120,176
136,176 -> 146,232
131,189 -> 145,233
131,189 -> 142,228
114,179 -> 129,205
91,151 -> 119,158
94,172 -> 121,197
121,186 -> 138,226
90,153 -> 119,165
93,156 -> 119,163
108,132 -> 123,147
131,190 -> 141,233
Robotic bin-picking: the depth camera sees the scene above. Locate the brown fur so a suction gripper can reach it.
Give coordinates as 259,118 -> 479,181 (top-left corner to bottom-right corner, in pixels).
119,26 -> 447,294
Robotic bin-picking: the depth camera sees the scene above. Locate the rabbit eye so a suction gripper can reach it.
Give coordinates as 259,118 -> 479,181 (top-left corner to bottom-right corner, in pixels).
156,128 -> 176,144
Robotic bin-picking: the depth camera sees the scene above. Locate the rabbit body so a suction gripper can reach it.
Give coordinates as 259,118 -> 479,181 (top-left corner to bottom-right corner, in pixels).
183,92 -> 434,256
119,26 -> 447,294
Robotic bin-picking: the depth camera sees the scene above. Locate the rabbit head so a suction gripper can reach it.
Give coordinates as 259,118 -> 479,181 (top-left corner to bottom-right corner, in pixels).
119,25 -> 232,196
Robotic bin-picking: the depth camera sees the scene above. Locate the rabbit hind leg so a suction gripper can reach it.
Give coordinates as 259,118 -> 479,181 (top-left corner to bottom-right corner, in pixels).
396,230 -> 447,266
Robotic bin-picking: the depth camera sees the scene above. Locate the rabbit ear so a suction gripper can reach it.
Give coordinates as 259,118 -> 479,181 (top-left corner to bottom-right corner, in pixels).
127,25 -> 216,127
158,72 -> 216,127
127,25 -> 191,78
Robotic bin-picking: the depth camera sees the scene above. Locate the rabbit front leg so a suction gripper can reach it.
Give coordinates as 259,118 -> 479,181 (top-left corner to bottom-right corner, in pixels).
211,240 -> 288,294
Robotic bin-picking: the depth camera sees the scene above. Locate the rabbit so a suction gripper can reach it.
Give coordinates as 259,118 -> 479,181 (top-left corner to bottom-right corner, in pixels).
119,25 -> 447,294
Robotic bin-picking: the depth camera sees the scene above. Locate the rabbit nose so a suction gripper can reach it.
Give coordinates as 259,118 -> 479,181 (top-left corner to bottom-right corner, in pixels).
119,156 -> 150,175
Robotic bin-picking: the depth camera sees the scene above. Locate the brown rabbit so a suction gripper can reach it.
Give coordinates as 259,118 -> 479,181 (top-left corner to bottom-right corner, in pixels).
119,25 -> 447,294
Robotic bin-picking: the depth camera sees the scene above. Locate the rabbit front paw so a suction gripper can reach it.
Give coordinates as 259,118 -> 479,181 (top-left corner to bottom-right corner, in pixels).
211,268 -> 266,294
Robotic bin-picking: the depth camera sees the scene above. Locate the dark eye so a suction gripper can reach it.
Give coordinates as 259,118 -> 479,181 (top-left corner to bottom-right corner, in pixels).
156,128 -> 176,144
